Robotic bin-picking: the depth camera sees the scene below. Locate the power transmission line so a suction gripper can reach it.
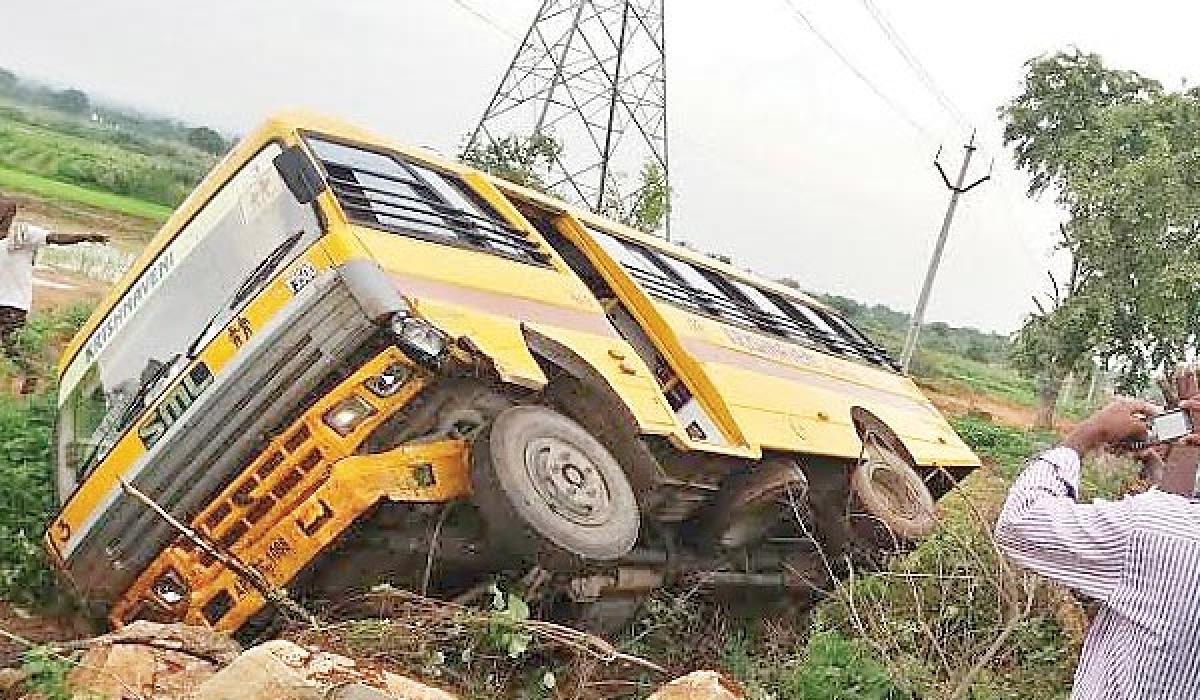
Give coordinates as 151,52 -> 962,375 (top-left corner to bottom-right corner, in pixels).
779,0 -> 929,137
857,0 -> 968,126
449,0 -> 520,40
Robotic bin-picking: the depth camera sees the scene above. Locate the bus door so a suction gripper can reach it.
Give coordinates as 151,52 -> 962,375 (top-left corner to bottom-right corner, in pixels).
514,201 -> 745,452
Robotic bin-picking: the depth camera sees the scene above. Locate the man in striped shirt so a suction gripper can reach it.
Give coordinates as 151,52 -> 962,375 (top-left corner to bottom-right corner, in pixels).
996,398 -> 1200,699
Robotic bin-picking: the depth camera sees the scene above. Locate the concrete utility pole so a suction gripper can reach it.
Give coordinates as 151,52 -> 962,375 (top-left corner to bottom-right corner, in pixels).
900,131 -> 991,371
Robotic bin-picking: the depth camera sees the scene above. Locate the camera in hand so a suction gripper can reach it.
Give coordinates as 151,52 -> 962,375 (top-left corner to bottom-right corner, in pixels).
1146,409 -> 1195,445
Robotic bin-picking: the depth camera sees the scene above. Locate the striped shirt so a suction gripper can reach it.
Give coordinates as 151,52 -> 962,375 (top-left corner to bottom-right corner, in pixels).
995,447 -> 1200,699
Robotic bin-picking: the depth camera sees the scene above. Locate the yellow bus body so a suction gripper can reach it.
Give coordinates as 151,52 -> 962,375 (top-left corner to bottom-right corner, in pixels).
47,111 -> 978,632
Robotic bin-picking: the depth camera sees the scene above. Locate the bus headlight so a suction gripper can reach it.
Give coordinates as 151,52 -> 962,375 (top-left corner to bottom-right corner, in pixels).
390,313 -> 449,364
364,363 -> 412,398
152,568 -> 189,606
323,395 -> 377,436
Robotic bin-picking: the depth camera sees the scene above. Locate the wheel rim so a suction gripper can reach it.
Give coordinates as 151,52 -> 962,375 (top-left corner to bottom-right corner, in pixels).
524,436 -> 614,526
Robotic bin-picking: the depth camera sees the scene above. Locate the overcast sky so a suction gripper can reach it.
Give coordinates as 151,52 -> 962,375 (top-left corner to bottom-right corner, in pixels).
4,0 -> 1197,333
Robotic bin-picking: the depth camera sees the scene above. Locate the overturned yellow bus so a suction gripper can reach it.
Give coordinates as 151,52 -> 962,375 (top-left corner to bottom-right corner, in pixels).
46,112 -> 979,634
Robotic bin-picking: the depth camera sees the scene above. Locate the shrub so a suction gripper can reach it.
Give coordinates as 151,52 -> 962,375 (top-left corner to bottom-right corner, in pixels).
0,306 -> 91,607
779,627 -> 913,699
0,389 -> 59,605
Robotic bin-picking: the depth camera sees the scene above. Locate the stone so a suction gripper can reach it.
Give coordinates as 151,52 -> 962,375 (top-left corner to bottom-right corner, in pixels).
647,671 -> 745,700
0,668 -> 25,699
196,639 -> 456,700
66,621 -> 239,700
61,623 -> 456,700
195,641 -> 322,700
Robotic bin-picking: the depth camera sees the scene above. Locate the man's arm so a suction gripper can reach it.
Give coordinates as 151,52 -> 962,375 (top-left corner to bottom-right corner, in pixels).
46,232 -> 108,245
994,398 -> 1161,602
994,447 -> 1134,601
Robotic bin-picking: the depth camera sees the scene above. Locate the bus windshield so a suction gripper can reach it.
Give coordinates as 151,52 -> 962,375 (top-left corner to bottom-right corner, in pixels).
56,143 -> 322,485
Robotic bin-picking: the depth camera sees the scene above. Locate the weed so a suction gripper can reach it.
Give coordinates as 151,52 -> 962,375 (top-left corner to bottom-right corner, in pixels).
778,627 -> 913,700
0,306 -> 90,607
20,646 -> 72,700
949,414 -> 1055,474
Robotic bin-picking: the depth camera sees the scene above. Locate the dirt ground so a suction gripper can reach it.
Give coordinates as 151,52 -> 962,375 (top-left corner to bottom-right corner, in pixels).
6,193 -> 159,246
0,602 -> 93,667
921,378 -> 1073,432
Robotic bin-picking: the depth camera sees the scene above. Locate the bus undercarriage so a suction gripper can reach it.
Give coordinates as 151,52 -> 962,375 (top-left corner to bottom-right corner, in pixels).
109,330 -> 952,636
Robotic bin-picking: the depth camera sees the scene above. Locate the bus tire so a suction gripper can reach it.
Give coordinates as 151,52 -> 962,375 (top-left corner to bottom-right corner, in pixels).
470,405 -> 640,568
849,443 -> 936,548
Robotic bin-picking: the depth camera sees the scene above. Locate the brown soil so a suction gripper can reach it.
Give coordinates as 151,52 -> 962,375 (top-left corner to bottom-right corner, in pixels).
31,268 -> 109,312
919,378 -> 1075,433
5,193 -> 159,247
0,603 -> 94,667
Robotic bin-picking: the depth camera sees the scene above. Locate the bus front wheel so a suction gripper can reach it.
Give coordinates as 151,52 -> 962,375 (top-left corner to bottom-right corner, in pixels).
470,405 -> 640,568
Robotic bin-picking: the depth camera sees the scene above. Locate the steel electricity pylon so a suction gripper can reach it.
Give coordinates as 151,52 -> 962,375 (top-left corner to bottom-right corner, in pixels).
466,0 -> 669,231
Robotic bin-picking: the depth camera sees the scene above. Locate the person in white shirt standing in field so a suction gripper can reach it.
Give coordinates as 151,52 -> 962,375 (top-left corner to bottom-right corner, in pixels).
0,195 -> 108,393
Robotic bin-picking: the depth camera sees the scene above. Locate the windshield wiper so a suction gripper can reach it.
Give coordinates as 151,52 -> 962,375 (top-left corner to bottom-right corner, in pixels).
185,231 -> 305,360
78,353 -> 181,475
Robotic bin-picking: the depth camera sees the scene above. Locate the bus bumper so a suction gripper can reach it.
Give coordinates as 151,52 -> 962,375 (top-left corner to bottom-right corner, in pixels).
109,346 -> 470,632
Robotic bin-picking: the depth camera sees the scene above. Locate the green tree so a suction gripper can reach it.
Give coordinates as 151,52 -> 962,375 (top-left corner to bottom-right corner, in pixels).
1001,50 -> 1200,393
186,126 -> 228,155
630,160 -> 669,233
1002,49 -> 1160,198
1010,235 -> 1097,427
461,133 -> 561,191
49,88 -> 90,115
0,68 -> 16,93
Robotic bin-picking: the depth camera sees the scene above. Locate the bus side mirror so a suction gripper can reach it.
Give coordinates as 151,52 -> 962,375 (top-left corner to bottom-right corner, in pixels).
274,146 -> 327,204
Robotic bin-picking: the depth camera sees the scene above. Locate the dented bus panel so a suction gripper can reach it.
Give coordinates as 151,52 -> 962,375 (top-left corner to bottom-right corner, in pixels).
47,112 -> 979,633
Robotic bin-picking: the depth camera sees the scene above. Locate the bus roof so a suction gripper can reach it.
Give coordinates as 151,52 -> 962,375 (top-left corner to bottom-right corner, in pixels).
59,109 -> 840,373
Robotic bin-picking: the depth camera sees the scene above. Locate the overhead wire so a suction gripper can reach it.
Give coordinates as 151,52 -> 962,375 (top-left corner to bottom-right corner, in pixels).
449,0 -> 521,40
778,0 -> 930,138
857,0 -> 969,127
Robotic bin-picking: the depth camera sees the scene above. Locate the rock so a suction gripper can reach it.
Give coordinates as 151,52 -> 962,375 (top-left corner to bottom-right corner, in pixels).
647,671 -> 745,700
196,639 -> 456,700
0,668 -> 25,699
66,621 -> 239,700
61,622 -> 454,700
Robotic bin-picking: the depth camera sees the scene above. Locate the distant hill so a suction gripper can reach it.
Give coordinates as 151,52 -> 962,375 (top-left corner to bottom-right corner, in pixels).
804,288 -> 1012,366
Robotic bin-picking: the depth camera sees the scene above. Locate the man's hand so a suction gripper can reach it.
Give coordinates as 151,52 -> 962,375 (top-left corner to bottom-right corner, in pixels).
1064,397 -> 1162,456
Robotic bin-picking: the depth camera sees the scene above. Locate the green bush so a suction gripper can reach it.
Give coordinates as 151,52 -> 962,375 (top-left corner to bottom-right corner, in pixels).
19,646 -> 72,700
779,627 -> 913,699
949,414 -> 1055,474
0,390 -> 59,605
0,306 -> 91,607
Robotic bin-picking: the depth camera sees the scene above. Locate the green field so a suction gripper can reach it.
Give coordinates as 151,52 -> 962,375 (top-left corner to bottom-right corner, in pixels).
0,165 -> 171,221
0,101 -> 213,221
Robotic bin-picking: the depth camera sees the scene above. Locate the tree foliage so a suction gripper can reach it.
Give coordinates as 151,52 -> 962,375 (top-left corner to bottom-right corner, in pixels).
1001,50 -> 1200,391
461,133 -> 561,192
629,159 -> 670,233
49,88 -> 90,115
186,126 -> 228,155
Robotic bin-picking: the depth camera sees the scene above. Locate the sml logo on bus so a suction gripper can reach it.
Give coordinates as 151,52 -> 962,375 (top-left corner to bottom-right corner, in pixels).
137,363 -> 214,449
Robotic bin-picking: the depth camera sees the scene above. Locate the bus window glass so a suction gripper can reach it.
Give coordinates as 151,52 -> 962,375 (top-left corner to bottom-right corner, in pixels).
308,136 -> 549,265
655,255 -> 729,302
58,143 -> 321,478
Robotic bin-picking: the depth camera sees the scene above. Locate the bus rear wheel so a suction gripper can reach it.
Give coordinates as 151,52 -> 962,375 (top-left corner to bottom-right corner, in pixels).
470,405 -> 640,568
849,437 -> 936,550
